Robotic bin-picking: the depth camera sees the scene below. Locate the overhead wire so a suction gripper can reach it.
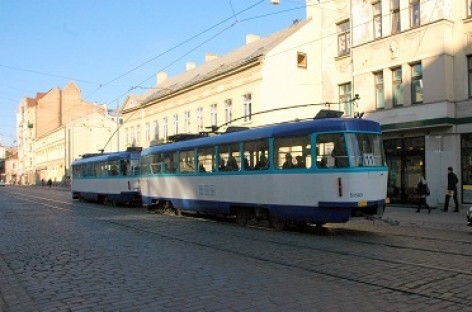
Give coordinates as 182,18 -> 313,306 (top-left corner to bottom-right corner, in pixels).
84,0 -> 266,100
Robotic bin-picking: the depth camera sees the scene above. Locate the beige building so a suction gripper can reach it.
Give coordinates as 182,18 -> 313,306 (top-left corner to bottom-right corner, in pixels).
16,82 -> 119,185
4,149 -> 18,185
121,0 -> 472,208
305,0 -> 472,207
121,19 -> 320,146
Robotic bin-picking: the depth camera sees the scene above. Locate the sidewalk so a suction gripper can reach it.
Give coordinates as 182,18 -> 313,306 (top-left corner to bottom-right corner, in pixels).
382,205 -> 470,231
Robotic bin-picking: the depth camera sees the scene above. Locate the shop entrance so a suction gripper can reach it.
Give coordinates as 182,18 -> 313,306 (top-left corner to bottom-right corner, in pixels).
385,137 -> 425,204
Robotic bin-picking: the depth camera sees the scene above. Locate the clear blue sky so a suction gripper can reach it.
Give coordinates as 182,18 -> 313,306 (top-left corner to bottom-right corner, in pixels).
0,0 -> 306,147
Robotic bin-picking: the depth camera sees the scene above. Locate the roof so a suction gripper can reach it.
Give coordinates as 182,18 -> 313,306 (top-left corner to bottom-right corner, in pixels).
127,19 -> 309,109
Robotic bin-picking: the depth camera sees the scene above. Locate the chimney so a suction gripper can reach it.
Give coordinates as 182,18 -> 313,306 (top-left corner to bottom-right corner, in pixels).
186,61 -> 196,71
246,34 -> 260,45
156,72 -> 168,85
205,53 -> 218,62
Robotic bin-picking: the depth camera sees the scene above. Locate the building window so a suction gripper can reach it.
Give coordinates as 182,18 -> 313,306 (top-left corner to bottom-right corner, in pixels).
374,71 -> 385,109
197,107 -> 203,132
392,67 -> 403,106
410,0 -> 420,28
145,122 -> 150,144
153,120 -> 159,140
468,0 -> 472,17
391,0 -> 401,34
225,99 -> 232,125
136,125 -> 141,146
243,93 -> 252,122
210,104 -> 217,128
130,126 -> 135,146
373,2 -> 382,39
173,114 -> 179,135
297,52 -> 307,68
411,62 -> 423,104
468,56 -> 472,98
184,111 -> 191,133
339,83 -> 352,115
337,20 -> 350,56
163,117 -> 168,141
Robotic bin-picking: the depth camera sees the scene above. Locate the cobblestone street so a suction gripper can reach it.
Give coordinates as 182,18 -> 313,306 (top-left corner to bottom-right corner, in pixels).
1,186 -> 471,312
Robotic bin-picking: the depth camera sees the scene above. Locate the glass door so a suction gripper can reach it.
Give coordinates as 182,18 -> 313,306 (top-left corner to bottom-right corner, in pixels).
385,137 -> 425,204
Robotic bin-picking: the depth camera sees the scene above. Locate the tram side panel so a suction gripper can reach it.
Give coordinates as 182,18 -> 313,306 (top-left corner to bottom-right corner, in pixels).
72,177 -> 141,204
141,170 -> 387,223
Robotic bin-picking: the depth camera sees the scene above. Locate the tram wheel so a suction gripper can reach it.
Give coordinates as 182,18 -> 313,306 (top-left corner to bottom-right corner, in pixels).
235,208 -> 250,226
269,216 -> 286,231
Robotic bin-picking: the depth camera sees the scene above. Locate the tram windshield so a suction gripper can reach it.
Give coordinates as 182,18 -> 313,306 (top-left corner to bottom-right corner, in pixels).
347,133 -> 385,167
316,133 -> 385,168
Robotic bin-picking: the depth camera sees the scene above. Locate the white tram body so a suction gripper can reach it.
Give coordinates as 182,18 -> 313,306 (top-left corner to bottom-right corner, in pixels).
140,118 -> 388,225
71,149 -> 142,206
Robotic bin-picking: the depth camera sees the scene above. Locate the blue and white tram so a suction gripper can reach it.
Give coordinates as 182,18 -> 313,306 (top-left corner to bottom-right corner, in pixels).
71,148 -> 142,206
140,117 -> 388,229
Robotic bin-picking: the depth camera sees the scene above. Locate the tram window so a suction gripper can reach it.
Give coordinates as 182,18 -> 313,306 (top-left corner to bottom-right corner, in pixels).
72,165 -> 81,178
218,143 -> 240,171
316,133 -> 348,168
86,163 -> 94,177
244,140 -> 269,170
347,133 -> 385,167
179,150 -> 195,174
140,156 -> 149,175
147,154 -> 162,174
274,136 -> 311,170
130,159 -> 141,175
109,160 -> 119,175
162,152 -> 177,173
94,162 -> 100,176
99,161 -> 107,176
197,147 -> 214,173
80,164 -> 86,177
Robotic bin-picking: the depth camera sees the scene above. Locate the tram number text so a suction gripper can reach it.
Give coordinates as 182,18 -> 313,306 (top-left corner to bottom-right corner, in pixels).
198,184 -> 216,197
350,192 -> 363,198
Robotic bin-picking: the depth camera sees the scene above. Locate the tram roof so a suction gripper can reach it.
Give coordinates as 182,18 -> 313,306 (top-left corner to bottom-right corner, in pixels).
71,151 -> 141,165
142,118 -> 381,156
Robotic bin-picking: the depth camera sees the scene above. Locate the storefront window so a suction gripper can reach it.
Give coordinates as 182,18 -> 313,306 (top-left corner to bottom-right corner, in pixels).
461,134 -> 472,203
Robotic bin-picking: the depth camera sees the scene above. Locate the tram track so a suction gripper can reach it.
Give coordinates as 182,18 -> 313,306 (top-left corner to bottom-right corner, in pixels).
98,215 -> 471,306
4,188 -> 472,306
7,188 -> 472,260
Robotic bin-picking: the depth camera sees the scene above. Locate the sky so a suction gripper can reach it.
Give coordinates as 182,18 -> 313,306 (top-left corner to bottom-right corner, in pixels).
0,0 -> 306,147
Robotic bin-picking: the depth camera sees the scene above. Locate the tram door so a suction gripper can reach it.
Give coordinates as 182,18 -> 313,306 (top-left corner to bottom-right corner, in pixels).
385,137 -> 425,204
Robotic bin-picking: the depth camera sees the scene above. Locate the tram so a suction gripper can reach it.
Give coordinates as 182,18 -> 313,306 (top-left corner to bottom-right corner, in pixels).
71,148 -> 142,206
140,114 -> 388,229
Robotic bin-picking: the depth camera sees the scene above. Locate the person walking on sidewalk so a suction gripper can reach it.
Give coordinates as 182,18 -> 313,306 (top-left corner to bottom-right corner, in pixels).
443,166 -> 459,212
416,176 -> 431,213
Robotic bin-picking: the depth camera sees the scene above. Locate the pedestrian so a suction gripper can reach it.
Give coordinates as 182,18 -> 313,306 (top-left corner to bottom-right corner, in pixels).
41,179 -> 44,187
416,176 -> 430,213
443,166 -> 459,212
47,179 -> 52,188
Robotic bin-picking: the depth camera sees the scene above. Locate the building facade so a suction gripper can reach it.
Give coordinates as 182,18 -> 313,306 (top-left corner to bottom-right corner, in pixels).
4,149 -> 18,185
15,82 -> 119,185
305,0 -> 472,207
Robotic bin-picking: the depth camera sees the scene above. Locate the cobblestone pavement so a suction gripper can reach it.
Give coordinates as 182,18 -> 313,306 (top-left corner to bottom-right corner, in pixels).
0,186 -> 471,312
